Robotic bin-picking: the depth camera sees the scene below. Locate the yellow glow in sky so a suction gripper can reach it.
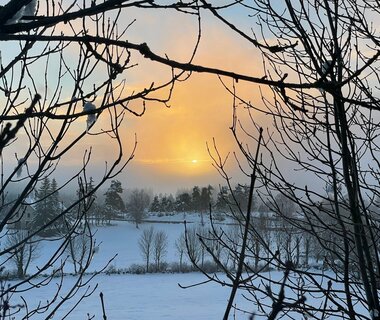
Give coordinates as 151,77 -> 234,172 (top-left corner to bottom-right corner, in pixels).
55,8 -> 266,193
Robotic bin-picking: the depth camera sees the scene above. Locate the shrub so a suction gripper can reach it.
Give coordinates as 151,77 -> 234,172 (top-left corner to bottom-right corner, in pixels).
201,261 -> 220,273
128,264 -> 146,274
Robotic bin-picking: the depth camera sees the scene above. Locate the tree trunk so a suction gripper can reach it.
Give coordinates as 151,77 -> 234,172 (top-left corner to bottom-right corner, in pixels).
305,237 -> 310,267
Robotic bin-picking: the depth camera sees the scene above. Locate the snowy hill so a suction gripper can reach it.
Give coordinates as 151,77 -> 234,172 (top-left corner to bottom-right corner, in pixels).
5,215 -> 256,319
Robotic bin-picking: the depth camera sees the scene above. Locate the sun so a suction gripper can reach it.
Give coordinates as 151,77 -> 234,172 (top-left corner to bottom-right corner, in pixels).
191,159 -> 198,163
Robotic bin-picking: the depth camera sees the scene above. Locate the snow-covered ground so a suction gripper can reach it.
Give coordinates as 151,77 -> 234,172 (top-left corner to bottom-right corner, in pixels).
26,215 -> 211,274
14,272 -> 256,320
8,214 -> 246,320
6,215 -> 254,319
3,214 -> 370,319
11,268 -> 367,320
91,220 -> 187,270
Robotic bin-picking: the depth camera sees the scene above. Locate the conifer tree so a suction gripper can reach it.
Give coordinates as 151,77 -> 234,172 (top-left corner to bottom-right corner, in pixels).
34,177 -> 61,236
104,180 -> 125,223
150,195 -> 161,213
191,186 -> 201,212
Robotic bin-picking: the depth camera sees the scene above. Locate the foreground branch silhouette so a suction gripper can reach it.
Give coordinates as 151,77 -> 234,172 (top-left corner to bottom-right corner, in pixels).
1,0 -> 380,319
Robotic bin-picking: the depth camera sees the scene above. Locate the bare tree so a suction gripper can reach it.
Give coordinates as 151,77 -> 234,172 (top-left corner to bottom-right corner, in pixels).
175,233 -> 186,272
127,189 -> 151,228
194,1 -> 380,319
5,229 -> 39,279
3,0 -> 380,318
65,222 -> 95,275
0,0 -> 316,316
153,230 -> 168,272
138,226 -> 155,273
225,225 -> 241,271
0,0 -> 199,316
185,225 -> 202,266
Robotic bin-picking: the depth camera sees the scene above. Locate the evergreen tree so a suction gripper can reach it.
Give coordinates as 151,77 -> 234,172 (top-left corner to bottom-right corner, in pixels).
229,184 -> 257,221
86,177 -> 96,206
34,177 -> 62,236
104,180 -> 125,222
175,192 -> 192,212
231,184 -> 248,211
166,194 -> 175,212
34,177 -> 52,230
50,178 -> 61,213
200,185 -> 213,212
215,186 -> 229,211
191,186 -> 201,212
50,178 -> 64,230
160,195 -> 168,212
150,195 -> 160,212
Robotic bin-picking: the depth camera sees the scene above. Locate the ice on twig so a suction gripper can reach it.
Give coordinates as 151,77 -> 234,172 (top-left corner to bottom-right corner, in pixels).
22,0 -> 37,18
83,102 -> 97,132
4,6 -> 24,25
15,157 -> 26,177
4,0 -> 37,25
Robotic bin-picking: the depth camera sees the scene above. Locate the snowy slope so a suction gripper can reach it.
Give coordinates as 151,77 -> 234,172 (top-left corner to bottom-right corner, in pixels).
10,218 -> 201,276
13,272 -> 255,320
4,216 -> 370,319
90,220 -> 191,270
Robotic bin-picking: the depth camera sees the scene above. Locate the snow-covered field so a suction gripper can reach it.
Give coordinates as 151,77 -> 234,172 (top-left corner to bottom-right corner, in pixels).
19,213 -> 234,274
91,219 -> 190,270
8,215 -> 258,319
15,272 -> 256,320
30,215 -> 209,273
4,215 -> 370,319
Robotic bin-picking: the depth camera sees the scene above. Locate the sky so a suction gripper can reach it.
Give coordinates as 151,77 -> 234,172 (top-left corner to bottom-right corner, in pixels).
116,7 -> 267,193
3,1 -> 378,201
60,4 -> 265,194
0,1 -> 302,195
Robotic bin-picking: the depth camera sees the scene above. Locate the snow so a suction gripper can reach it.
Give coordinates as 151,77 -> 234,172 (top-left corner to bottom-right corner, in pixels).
21,218 -> 200,275
14,272 -> 254,320
90,220 -> 188,270
2,215 -> 371,319
11,268 -> 368,319
5,216 -> 249,319
22,213 -> 231,274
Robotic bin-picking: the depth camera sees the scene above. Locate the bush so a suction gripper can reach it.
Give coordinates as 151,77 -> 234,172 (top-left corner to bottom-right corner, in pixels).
128,264 -> 146,274
125,261 -> 222,274
167,262 -> 195,273
105,265 -> 119,275
161,262 -> 169,272
201,261 -> 220,273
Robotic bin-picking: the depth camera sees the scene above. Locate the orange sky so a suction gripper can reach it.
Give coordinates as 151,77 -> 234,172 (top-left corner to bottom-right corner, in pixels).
1,4 -> 271,194
62,8 -> 268,193
105,9 -> 267,193
3,2 -> 371,197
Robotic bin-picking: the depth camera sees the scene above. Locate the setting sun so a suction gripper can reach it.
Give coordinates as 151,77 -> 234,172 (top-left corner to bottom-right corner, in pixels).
191,159 -> 198,163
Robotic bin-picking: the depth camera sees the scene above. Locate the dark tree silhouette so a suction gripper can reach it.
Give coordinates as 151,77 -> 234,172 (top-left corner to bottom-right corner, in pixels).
190,1 -> 380,319
2,0 -> 380,319
127,189 -> 151,228
104,180 -> 125,223
139,226 -> 155,273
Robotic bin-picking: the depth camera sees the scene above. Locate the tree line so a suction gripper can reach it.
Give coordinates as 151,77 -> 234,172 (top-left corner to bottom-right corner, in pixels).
2,0 -> 380,318
11,176 -> 284,233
